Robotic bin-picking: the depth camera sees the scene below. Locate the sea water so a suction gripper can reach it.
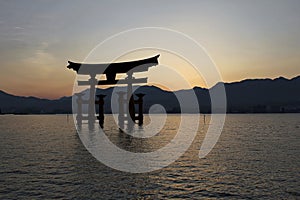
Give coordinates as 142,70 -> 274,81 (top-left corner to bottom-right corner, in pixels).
0,114 -> 299,199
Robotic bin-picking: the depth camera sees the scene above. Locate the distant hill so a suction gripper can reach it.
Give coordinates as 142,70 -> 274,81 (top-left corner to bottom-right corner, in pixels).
0,75 -> 300,114
0,90 -> 71,114
223,76 -> 300,113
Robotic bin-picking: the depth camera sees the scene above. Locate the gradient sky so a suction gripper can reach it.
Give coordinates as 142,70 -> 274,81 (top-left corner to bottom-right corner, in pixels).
0,0 -> 299,99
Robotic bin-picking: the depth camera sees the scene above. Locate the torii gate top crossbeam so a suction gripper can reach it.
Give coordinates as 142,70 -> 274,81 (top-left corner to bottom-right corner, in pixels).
67,54 -> 159,81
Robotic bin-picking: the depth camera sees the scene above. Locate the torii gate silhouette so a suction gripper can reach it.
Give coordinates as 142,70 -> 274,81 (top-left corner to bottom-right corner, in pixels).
67,55 -> 160,129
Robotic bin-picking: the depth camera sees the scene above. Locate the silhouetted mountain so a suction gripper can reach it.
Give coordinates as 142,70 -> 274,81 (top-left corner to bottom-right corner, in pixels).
222,76 -> 300,113
0,75 -> 299,114
0,90 -> 72,114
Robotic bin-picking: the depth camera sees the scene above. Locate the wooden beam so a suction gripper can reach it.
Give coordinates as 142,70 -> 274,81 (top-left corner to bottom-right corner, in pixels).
78,78 -> 147,86
67,54 -> 159,75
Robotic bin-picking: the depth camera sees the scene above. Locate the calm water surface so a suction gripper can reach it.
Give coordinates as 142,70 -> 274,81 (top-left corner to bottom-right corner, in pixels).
0,114 -> 299,199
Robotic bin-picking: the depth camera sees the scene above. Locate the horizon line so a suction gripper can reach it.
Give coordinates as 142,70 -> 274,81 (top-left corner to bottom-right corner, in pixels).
1,74 -> 299,100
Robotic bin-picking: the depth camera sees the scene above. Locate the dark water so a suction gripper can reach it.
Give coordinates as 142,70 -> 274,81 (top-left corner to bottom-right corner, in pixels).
0,114 -> 299,199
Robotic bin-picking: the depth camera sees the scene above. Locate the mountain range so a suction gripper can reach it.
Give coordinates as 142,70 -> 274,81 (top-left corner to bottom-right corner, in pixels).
0,75 -> 300,114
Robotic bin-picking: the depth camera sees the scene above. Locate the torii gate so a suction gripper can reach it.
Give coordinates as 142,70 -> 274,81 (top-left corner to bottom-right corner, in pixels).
67,55 -> 160,129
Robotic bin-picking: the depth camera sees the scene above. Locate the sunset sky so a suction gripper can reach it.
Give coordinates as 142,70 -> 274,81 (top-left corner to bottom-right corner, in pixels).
0,0 -> 300,99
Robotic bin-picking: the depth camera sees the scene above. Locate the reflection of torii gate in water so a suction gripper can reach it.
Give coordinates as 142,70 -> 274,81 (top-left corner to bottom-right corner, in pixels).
67,55 -> 160,129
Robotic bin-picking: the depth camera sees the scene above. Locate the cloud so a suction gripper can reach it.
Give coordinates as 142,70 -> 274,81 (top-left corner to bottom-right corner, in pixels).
14,26 -> 25,30
24,42 -> 54,64
20,42 -> 59,80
